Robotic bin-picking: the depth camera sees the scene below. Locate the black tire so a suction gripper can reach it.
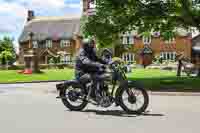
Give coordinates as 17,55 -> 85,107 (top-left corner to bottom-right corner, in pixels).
118,86 -> 149,114
59,86 -> 88,111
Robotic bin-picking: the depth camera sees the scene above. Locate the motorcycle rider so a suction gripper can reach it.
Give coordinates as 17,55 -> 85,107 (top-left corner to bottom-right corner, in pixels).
75,38 -> 107,103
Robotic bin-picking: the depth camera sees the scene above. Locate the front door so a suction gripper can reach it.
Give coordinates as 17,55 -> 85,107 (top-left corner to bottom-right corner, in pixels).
142,54 -> 153,67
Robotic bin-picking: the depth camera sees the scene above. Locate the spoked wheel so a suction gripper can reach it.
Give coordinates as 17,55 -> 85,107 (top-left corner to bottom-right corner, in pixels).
119,86 -> 149,114
59,86 -> 88,111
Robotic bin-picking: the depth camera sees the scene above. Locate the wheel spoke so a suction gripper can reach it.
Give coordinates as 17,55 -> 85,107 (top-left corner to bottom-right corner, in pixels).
135,90 -> 141,96
137,96 -> 143,101
123,97 -> 129,101
131,103 -> 134,109
137,99 -> 143,105
135,102 -> 138,109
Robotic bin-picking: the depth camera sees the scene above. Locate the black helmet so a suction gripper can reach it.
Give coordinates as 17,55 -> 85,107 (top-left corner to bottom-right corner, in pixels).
82,38 -> 95,53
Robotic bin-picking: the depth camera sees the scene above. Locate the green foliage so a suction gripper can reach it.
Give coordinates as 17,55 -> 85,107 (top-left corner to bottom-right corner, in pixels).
49,58 -> 54,64
49,57 -> 60,65
0,37 -> 16,65
82,0 -> 200,47
0,51 -> 13,64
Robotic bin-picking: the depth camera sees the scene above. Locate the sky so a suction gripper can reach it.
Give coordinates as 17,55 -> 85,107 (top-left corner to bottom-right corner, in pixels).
0,0 -> 82,51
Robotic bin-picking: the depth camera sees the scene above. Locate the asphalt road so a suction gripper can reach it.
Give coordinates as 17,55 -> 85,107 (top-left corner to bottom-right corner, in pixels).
0,83 -> 200,133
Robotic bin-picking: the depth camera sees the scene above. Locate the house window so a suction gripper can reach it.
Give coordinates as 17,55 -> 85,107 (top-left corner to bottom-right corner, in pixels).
60,54 -> 71,64
143,36 -> 151,45
122,53 -> 135,63
46,40 -> 52,48
33,41 -> 38,48
164,38 -> 176,44
122,36 -> 127,44
122,34 -> 134,45
60,40 -> 70,48
160,52 -> 176,60
39,42 -> 46,49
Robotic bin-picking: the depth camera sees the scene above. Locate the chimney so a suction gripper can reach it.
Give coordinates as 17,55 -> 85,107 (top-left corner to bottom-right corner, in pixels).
83,0 -> 87,12
27,10 -> 35,22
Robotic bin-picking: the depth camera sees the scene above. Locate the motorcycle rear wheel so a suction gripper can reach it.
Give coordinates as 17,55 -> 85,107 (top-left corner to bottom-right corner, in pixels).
59,85 -> 88,111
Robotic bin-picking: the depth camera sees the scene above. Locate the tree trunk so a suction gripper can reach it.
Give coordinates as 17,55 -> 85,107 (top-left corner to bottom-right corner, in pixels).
177,60 -> 182,77
6,61 -> 9,70
33,50 -> 40,73
112,43 -> 115,57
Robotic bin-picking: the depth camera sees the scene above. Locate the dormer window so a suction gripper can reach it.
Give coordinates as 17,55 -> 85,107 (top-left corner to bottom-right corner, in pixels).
163,31 -> 176,44
60,40 -> 70,48
46,40 -> 52,48
164,37 -> 176,44
143,36 -> 151,45
33,41 -> 38,48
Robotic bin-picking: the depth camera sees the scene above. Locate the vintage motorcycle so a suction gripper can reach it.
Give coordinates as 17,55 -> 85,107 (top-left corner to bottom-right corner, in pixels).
56,59 -> 149,114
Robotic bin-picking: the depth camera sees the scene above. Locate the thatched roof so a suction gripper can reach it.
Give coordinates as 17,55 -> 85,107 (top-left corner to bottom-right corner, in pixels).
19,17 -> 80,43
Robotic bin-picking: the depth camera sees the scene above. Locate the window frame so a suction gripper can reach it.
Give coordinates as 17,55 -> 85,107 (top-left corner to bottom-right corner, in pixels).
32,41 -> 38,49
60,40 -> 70,48
122,53 -> 135,63
160,52 -> 177,61
143,35 -> 152,45
122,34 -> 134,45
46,40 -> 52,48
60,54 -> 71,64
164,37 -> 176,44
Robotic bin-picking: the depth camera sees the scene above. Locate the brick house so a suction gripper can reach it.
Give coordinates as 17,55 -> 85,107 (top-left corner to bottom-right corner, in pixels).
82,0 -> 192,65
120,32 -> 192,64
18,10 -> 82,67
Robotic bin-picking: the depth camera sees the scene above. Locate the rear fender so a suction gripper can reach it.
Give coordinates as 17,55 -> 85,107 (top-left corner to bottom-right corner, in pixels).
56,80 -> 83,91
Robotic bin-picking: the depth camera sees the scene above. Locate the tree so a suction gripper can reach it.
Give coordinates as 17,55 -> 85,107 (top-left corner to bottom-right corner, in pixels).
82,0 -> 200,76
0,37 -> 16,65
82,0 -> 200,40
0,51 -> 13,65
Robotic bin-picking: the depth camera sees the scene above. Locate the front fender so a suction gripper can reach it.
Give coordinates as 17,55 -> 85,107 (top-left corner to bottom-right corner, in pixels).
118,80 -> 143,89
115,80 -> 144,97
127,80 -> 144,89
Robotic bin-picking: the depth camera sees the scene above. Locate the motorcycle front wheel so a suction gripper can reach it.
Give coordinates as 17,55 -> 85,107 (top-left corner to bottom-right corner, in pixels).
118,86 -> 149,114
59,85 -> 88,111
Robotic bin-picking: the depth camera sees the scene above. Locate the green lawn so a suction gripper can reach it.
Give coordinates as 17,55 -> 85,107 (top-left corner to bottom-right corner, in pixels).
127,69 -> 200,91
0,69 -> 199,91
0,69 -> 74,83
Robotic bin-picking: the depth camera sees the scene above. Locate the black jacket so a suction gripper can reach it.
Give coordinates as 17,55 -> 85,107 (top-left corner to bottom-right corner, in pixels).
75,49 -> 106,78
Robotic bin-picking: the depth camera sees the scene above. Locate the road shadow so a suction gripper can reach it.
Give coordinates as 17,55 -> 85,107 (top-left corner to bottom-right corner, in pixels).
66,109 -> 164,118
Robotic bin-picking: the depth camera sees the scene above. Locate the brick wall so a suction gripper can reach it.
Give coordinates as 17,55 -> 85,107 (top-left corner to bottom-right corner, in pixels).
123,35 -> 192,64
